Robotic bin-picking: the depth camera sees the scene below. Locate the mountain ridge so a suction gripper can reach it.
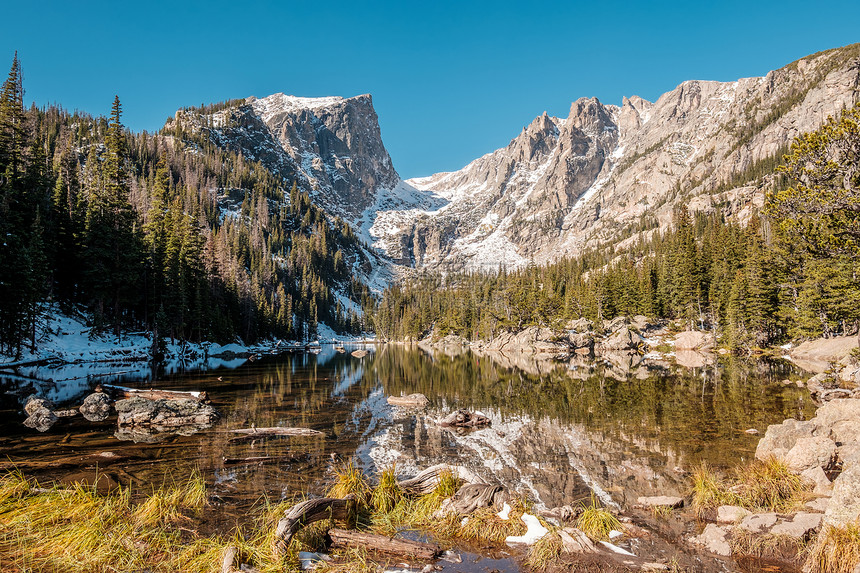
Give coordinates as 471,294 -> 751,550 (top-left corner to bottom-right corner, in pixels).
168,43 -> 860,275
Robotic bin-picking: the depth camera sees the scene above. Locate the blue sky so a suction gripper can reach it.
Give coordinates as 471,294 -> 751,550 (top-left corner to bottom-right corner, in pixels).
3,1 -> 859,178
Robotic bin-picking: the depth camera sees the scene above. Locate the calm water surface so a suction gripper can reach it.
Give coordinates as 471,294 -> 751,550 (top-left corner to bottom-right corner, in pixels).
1,345 -> 813,531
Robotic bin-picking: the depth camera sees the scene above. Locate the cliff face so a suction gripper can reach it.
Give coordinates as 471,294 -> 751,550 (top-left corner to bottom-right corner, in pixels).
369,45 -> 860,271
168,93 -> 400,222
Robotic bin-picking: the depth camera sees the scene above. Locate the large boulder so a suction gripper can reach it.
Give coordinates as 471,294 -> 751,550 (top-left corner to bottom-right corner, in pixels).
755,418 -> 815,461
80,392 -> 113,422
22,395 -> 57,432
600,326 -> 644,352
674,330 -> 714,351
825,464 -> 860,527
783,436 -> 837,473
115,397 -> 219,431
690,524 -> 731,556
814,399 -> 860,443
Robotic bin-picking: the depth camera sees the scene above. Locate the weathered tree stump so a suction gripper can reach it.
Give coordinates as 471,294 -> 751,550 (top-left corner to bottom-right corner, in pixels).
273,495 -> 357,557
327,528 -> 441,560
438,409 -> 490,428
436,483 -> 507,516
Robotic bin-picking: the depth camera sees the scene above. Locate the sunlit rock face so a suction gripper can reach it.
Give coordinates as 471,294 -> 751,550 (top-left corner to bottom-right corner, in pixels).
169,46 -> 860,275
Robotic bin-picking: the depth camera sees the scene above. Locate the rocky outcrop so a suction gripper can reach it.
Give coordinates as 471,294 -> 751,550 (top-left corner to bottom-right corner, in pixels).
115,397 -> 219,432
480,327 -> 569,357
756,399 -> 860,527
377,45 -> 860,272
674,331 -> 714,351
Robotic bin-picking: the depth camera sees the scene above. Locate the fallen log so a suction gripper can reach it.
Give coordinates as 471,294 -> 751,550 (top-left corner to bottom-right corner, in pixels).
386,393 -> 429,408
273,495 -> 357,557
327,528 -> 440,560
397,463 -> 487,495
228,427 -> 323,437
222,455 -> 300,466
98,383 -> 209,402
438,409 -> 490,428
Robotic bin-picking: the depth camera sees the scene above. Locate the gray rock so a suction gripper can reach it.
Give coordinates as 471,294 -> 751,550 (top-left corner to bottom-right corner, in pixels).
784,436 -> 837,473
23,408 -> 58,432
815,399 -> 860,439
755,418 -> 815,461
825,463 -> 860,527
805,497 -> 830,512
600,326 -> 644,352
637,496 -> 684,509
738,513 -> 779,533
558,527 -> 598,554
716,505 -> 751,524
115,397 -> 219,430
801,466 -> 833,494
690,524 -> 732,556
674,330 -> 713,351
80,392 -> 113,422
769,512 -> 822,539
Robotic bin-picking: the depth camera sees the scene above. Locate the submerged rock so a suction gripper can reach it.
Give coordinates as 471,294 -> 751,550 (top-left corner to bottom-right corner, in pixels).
23,407 -> 58,432
80,392 -> 113,422
115,397 -> 219,431
22,395 -> 58,432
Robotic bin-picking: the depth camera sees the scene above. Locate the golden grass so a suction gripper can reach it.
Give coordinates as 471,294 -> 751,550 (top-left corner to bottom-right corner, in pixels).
0,471 -> 223,573
805,522 -> 860,573
575,497 -> 621,541
327,461 -> 371,509
370,465 -> 404,514
730,527 -> 804,558
0,465 -> 572,572
691,458 -> 810,516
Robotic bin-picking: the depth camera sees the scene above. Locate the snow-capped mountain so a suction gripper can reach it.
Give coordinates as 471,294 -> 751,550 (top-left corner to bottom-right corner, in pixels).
169,44 -> 860,274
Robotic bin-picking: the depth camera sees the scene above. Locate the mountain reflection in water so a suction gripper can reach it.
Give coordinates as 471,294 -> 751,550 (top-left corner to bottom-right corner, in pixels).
0,345 -> 812,523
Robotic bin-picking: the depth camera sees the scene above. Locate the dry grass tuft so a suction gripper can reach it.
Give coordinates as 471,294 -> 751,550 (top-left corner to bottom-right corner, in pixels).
691,458 -> 810,515
730,527 -> 804,559
805,522 -> 860,573
575,497 -> 621,541
370,465 -> 404,514
328,461 -> 371,509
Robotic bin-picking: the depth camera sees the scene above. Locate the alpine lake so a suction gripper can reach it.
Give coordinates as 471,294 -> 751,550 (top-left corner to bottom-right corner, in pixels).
0,344 -> 815,572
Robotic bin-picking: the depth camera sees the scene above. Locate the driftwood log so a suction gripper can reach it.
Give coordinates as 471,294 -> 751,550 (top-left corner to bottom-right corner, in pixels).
436,483 -> 507,517
386,393 -> 429,408
221,455 -> 300,466
273,496 -> 357,557
229,427 -> 323,437
397,463 -> 487,495
327,528 -> 441,560
98,383 -> 209,402
438,409 -> 490,428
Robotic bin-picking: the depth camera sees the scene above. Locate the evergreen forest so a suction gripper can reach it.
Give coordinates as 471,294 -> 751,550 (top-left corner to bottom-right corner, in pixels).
373,104 -> 860,351
0,54 -> 374,358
